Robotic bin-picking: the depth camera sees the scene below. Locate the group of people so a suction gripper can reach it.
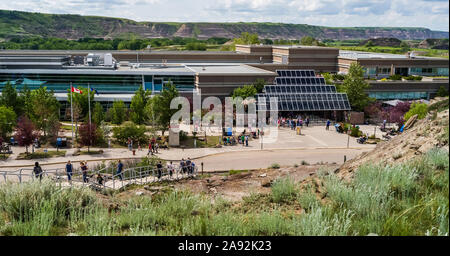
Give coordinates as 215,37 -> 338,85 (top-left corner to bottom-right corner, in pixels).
147,137 -> 160,156
32,157 -> 196,185
278,117 -> 310,130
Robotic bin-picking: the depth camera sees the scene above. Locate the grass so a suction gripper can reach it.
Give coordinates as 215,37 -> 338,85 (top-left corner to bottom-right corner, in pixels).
271,177 -> 297,203
16,150 -> 66,160
0,153 -> 10,160
270,163 -> 280,169
180,136 -> 222,148
73,150 -> 104,156
228,169 -> 249,175
0,148 -> 448,236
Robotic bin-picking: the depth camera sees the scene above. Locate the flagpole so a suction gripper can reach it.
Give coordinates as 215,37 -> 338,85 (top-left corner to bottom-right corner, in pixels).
88,83 -> 92,149
70,82 -> 74,148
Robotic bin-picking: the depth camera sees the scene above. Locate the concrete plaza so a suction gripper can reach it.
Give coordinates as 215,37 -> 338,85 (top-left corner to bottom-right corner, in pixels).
0,124 -> 378,171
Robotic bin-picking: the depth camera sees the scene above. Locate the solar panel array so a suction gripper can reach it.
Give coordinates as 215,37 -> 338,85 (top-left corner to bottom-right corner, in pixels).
264,85 -> 336,94
257,94 -> 351,111
276,70 -> 316,77
257,69 -> 351,111
274,77 -> 325,85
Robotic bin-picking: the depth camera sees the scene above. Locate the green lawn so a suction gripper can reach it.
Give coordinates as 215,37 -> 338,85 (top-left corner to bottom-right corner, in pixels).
16,150 -> 66,160
335,45 -> 448,58
180,136 -> 222,148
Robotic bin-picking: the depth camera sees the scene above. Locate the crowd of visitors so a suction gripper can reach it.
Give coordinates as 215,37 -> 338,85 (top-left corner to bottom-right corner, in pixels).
31,156 -> 197,186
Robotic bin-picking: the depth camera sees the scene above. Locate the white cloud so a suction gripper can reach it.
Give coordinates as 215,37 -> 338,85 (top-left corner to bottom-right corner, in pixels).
0,0 -> 447,31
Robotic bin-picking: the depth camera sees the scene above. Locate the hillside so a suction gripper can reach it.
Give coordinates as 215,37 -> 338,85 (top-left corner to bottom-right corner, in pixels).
0,9 -> 448,40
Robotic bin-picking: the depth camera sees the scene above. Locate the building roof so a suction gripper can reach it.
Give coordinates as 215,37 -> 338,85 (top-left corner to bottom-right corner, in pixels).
339,50 -> 447,60
186,64 -> 276,75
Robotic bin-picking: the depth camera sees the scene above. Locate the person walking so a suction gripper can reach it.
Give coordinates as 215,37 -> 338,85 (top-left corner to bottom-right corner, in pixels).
116,160 -> 124,180
241,134 -> 245,147
180,158 -> 186,174
127,138 -> 132,151
65,160 -> 73,183
80,161 -> 89,183
245,135 -> 249,147
326,119 -> 331,130
306,118 -> 310,127
97,174 -> 104,185
33,162 -> 43,181
167,161 -> 174,179
186,158 -> 192,175
157,161 -> 163,180
148,140 -> 152,156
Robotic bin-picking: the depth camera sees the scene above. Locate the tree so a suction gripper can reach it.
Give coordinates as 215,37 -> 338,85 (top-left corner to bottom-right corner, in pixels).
232,85 -> 257,99
0,106 -> 16,140
234,32 -> 260,45
19,85 -> 33,119
14,116 -> 40,154
365,40 -> 375,47
322,73 -> 334,85
130,85 -> 151,125
79,123 -> 98,152
253,78 -> 266,93
341,63 -> 372,112
92,102 -> 105,126
113,121 -> 148,146
29,86 -> 60,137
0,81 -> 23,116
110,100 -> 126,125
436,86 -> 449,97
151,81 -> 180,135
389,101 -> 411,125
300,36 -> 317,46
400,41 -> 410,51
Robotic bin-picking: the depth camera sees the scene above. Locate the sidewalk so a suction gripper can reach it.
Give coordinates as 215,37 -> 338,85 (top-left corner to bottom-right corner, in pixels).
0,125 -> 377,169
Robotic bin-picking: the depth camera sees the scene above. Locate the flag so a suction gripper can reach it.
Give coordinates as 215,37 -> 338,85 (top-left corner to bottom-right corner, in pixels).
90,87 -> 99,95
71,86 -> 82,94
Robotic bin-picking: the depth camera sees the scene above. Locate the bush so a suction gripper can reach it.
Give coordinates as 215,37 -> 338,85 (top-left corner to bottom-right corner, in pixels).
388,74 -> 402,80
271,177 -> 297,203
404,76 -> 422,81
0,180 -> 97,235
436,86 -> 449,97
404,102 -> 428,121
350,126 -> 362,137
428,98 -> 449,113
112,121 -> 148,145
270,163 -> 280,169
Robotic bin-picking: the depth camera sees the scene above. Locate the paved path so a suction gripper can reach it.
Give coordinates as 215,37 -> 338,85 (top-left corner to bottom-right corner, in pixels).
1,125 -> 378,171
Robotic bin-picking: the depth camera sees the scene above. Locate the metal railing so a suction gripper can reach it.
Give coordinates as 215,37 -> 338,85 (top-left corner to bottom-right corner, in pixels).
0,164 -> 198,190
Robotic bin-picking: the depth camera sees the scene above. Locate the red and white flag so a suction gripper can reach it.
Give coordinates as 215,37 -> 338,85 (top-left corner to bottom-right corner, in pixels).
71,86 -> 82,94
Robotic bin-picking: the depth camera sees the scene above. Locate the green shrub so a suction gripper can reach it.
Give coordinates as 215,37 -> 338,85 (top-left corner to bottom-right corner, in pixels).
350,126 -> 362,137
298,185 -> 319,210
271,177 -> 297,203
404,102 -> 428,121
436,86 -> 449,97
270,163 -> 280,169
113,121 -> 148,145
427,98 -> 449,113
389,74 -> 402,80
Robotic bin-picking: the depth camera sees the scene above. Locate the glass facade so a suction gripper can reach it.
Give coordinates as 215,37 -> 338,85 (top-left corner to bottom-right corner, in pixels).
0,73 -> 195,93
368,91 -> 429,100
409,67 -> 449,76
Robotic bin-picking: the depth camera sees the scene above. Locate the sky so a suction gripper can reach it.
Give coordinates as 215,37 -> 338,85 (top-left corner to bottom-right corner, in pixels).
0,0 -> 448,31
